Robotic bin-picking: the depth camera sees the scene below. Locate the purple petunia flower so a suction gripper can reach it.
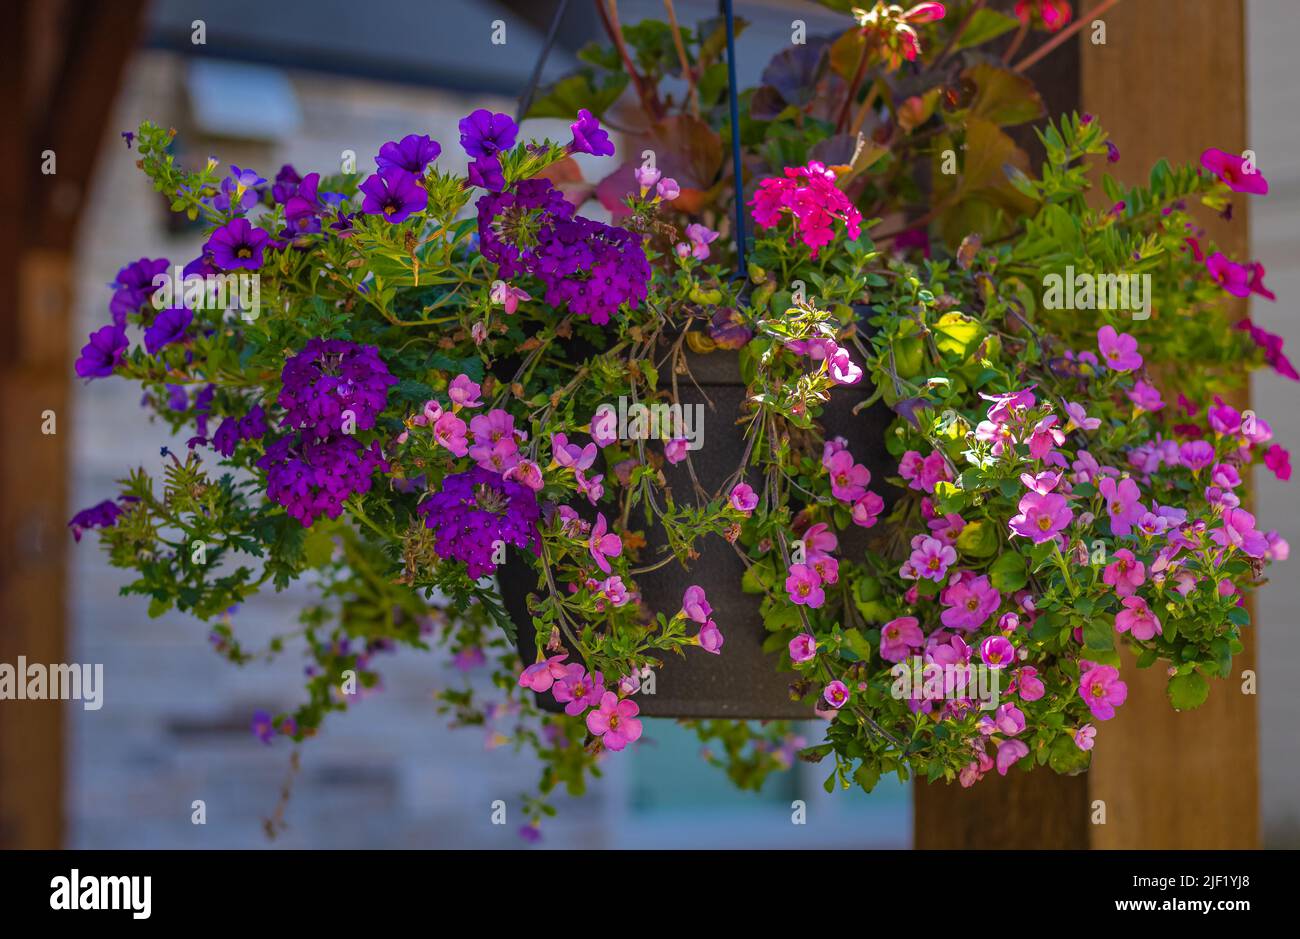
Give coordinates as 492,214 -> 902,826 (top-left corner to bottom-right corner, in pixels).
68,499 -> 125,542
75,324 -> 129,379
358,167 -> 428,223
251,710 -> 275,744
569,108 -> 614,157
109,257 -> 170,326
205,217 -> 272,270
375,133 -> 441,174
458,109 -> 517,159
143,306 -> 193,355
467,156 -> 505,192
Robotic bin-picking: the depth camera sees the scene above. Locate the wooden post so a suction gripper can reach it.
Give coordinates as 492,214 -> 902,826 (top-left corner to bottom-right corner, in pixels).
914,0 -> 1256,849
0,0 -> 144,849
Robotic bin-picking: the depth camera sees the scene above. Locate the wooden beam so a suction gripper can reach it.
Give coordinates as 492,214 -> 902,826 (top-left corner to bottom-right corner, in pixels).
0,0 -> 145,849
1081,0 -> 1256,850
914,0 -> 1254,849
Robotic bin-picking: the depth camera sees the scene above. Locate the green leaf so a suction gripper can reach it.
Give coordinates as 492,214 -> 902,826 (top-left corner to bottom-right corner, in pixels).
526,71 -> 629,121
842,627 -> 873,662
956,519 -> 998,558
1167,672 -> 1210,711
952,9 -> 1021,51
1083,617 -> 1114,652
933,311 -> 983,358
964,63 -> 1047,127
989,551 -> 1028,592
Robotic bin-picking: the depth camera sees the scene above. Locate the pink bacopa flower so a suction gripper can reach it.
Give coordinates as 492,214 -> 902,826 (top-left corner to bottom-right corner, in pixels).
1206,399 -> 1242,434
749,161 -> 862,258
586,692 -> 643,751
684,223 -> 720,261
729,482 -> 759,513
433,411 -> 470,457
1098,476 -> 1144,536
802,522 -> 838,558
600,575 -> 628,606
995,738 -> 1030,775
634,165 -> 661,192
1097,325 -> 1142,372
879,616 -> 924,663
1020,470 -> 1062,494
518,653 -> 570,692
490,279 -> 531,314
504,459 -> 545,492
810,553 -> 839,586
1027,415 -> 1066,460
785,563 -> 826,607
1008,491 -> 1073,543
1127,380 -> 1164,412
1211,507 -> 1270,559
588,513 -> 622,573
656,177 -> 680,201
1265,444 -> 1292,481
900,450 -> 953,493
1115,595 -> 1161,640
697,619 -> 724,654
908,536 -> 957,582
1102,549 -> 1145,598
590,405 -> 619,447
1201,147 -> 1269,195
1178,440 -> 1215,471
826,344 -> 863,385
575,469 -> 604,504
552,665 -> 605,716
852,491 -> 885,528
789,633 -> 818,663
822,680 -> 850,709
448,374 -> 482,408
664,438 -> 689,464
1078,661 -> 1128,721
682,585 -> 712,623
1210,463 -> 1241,489
1063,400 -> 1101,432
1014,666 -> 1045,702
552,432 -> 597,471
979,703 -> 1025,737
825,449 -> 871,502
1074,724 -> 1097,751
979,635 -> 1016,670
941,575 -> 1002,631
1205,252 -> 1251,297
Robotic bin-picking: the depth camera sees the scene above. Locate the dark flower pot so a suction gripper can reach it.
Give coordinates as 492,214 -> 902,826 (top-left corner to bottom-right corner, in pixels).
502,311 -> 895,718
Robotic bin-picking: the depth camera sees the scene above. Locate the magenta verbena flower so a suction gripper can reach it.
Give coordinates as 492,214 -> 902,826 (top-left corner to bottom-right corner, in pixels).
418,467 -> 542,580
278,338 -> 398,438
750,161 -> 862,258
257,433 -> 389,526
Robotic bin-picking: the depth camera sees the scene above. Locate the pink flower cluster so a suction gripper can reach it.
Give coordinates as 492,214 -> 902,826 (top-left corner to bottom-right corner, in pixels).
750,161 -> 863,258
787,337 -> 863,386
517,652 -> 642,751
823,437 -> 884,526
785,523 -> 838,608
682,585 -> 724,654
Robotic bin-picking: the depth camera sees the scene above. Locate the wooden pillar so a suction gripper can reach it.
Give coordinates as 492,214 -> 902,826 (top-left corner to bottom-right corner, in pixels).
0,0 -> 144,849
914,0 -> 1256,849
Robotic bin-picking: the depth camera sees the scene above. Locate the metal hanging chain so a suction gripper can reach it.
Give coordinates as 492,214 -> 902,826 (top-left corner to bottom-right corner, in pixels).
516,0 -> 747,278
516,0 -> 572,124
723,0 -> 747,279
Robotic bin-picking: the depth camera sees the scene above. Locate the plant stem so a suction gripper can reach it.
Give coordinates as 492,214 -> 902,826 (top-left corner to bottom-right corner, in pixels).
663,0 -> 700,118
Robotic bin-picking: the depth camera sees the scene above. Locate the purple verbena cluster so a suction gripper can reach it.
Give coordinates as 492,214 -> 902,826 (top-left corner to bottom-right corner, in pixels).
418,467 -> 541,579
259,339 -> 398,525
257,434 -> 389,526
476,179 -> 649,326
278,338 -> 398,437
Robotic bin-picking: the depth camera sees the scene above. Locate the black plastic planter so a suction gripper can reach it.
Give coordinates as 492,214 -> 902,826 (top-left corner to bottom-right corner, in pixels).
502,317 -> 895,719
